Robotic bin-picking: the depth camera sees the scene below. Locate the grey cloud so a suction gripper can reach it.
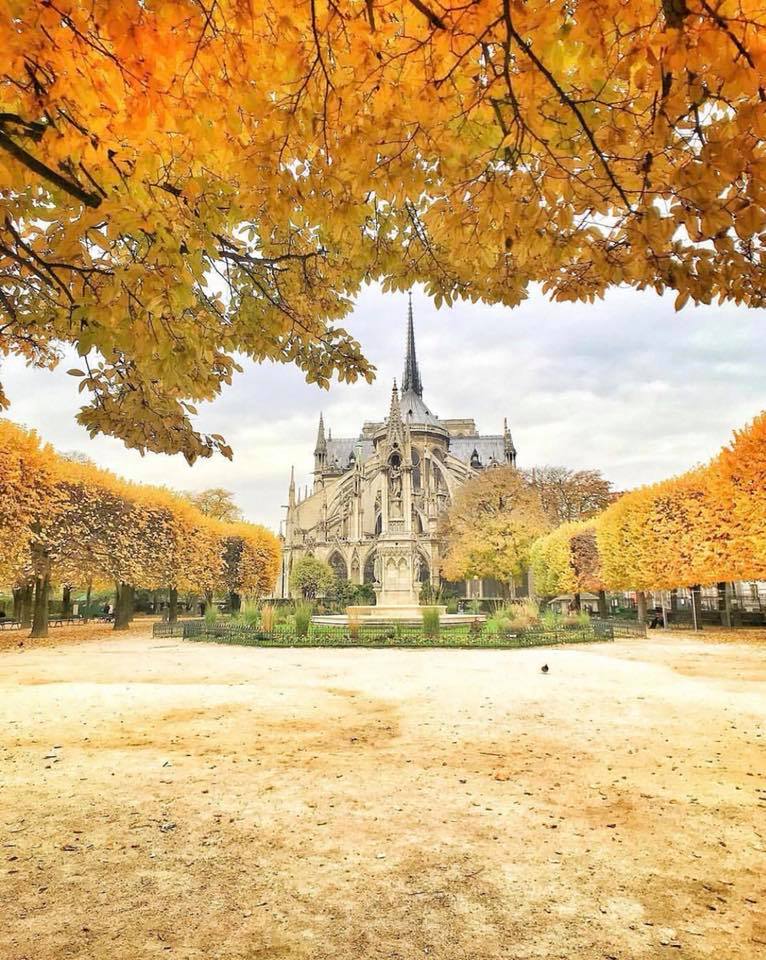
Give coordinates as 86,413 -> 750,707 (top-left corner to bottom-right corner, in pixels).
2,282 -> 765,528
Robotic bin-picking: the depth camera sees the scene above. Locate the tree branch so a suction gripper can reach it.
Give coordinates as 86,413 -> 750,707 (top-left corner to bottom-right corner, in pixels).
408,0 -> 446,31
502,0 -> 632,211
0,130 -> 103,208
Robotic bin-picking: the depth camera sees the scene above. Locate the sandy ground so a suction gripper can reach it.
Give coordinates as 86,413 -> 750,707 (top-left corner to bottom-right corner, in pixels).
1,630 -> 764,960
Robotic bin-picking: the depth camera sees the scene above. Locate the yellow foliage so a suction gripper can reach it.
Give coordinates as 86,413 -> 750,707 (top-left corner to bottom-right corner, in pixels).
529,522 -> 580,597
3,2 -> 766,459
532,411 -> 766,593
442,467 -> 550,583
0,418 -> 281,595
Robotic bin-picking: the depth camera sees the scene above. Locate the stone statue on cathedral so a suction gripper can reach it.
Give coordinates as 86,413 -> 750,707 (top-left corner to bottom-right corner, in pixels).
389,461 -> 403,518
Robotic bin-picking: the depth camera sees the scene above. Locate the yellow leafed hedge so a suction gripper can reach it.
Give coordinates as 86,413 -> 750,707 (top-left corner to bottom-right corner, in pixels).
532,411 -> 766,594
0,419 -> 280,600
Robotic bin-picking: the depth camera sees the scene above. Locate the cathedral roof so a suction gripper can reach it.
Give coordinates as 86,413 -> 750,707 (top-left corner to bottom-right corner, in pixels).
308,296 -> 516,481
450,435 -> 506,467
325,437 -> 375,470
399,387 -> 442,428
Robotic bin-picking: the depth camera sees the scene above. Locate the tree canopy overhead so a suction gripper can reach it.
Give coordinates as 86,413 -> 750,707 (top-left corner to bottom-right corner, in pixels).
2,1 -> 765,459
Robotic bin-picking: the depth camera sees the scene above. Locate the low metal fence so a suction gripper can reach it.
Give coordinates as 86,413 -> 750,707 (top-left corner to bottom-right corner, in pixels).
153,618 -> 615,648
598,619 -> 647,639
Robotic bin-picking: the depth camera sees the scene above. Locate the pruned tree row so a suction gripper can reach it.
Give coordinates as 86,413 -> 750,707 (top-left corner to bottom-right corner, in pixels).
530,411 -> 766,602
0,420 -> 280,638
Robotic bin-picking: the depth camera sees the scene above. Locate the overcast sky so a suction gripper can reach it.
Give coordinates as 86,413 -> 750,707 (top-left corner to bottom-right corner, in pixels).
2,283 -> 764,531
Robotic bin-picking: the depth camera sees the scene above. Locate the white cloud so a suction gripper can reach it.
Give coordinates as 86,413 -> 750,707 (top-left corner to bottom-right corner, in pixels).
2,282 -> 765,529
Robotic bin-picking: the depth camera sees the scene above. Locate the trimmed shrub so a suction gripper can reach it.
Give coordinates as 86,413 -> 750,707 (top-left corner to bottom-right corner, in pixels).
260,604 -> 275,632
294,602 -> 312,637
421,606 -> 440,639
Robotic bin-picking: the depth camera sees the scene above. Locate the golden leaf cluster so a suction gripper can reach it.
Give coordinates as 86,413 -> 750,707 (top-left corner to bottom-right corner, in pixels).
3,2 -> 766,458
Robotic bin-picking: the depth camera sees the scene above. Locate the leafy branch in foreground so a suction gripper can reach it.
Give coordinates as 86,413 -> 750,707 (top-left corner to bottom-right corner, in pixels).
3,1 -> 766,457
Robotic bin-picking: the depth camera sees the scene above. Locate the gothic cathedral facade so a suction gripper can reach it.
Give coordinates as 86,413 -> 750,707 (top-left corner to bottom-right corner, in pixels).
277,299 -> 517,600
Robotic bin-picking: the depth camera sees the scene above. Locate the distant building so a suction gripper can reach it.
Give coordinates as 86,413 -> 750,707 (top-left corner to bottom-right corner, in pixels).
278,297 -> 517,600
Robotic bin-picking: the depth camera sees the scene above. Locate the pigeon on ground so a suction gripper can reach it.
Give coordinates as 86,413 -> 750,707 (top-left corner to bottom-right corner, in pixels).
541,664 -> 549,674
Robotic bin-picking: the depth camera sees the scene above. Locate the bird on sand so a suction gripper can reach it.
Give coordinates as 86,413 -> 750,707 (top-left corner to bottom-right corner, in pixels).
541,664 -> 549,674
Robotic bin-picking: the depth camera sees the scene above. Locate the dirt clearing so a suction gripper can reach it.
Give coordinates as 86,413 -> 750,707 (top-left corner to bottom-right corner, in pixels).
1,630 -> 764,959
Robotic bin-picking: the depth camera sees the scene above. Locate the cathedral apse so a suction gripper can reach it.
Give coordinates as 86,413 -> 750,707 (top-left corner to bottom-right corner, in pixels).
278,297 -> 517,603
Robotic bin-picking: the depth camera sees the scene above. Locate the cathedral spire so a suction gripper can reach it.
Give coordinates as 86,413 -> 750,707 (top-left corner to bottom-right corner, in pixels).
387,379 -> 404,443
314,412 -> 327,455
288,465 -> 296,506
314,413 -> 327,476
402,292 -> 423,397
504,417 -> 517,467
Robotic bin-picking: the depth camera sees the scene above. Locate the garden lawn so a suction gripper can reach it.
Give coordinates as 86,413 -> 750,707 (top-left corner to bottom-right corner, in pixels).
0,628 -> 764,959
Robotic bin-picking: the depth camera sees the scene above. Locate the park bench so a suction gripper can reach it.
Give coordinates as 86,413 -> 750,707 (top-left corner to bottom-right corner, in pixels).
0,619 -> 21,631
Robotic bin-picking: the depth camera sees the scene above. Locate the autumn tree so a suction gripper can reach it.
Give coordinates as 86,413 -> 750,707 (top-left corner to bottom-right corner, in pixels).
524,467 -> 613,525
441,466 -> 550,589
0,418 -> 280,637
3,2 -> 766,460
188,488 -> 243,523
0,421 -> 61,630
289,556 -> 335,600
221,523 -> 281,609
530,520 -> 607,614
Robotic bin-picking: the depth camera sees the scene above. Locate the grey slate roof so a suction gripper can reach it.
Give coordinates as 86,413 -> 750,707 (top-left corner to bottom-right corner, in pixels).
449,435 -> 506,466
326,434 -> 506,471
399,388 -> 441,427
325,437 -> 375,470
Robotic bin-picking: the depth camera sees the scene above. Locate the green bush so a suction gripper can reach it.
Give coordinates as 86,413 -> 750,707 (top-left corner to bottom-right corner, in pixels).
446,598 -> 458,614
421,606 -> 440,639
294,602 -> 313,637
204,605 -> 218,627
540,608 -> 563,630
563,610 -> 591,627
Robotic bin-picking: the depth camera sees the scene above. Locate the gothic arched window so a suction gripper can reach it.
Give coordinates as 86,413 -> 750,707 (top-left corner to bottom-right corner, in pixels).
412,448 -> 421,490
328,551 -> 348,581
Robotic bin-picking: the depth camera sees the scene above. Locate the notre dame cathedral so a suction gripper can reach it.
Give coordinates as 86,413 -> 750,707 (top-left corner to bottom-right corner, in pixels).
277,298 -> 517,601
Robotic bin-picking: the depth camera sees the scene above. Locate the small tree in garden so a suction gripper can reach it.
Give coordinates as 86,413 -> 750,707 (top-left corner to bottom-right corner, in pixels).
441,467 -> 550,589
524,467 -> 613,525
290,557 -> 335,600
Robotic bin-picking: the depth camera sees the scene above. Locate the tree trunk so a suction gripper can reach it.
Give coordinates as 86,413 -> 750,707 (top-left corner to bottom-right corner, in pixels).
717,581 -> 732,628
113,582 -> 134,631
229,591 -> 241,612
12,587 -> 22,621
83,581 -> 92,623
690,584 -> 703,631
62,584 -> 73,616
20,584 -> 33,629
572,591 -> 581,612
168,587 -> 178,623
597,589 -> 608,619
30,573 -> 50,639
636,590 -> 647,623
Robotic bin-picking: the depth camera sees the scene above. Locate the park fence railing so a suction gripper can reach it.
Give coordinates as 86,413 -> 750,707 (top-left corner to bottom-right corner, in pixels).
153,618 -> 619,648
